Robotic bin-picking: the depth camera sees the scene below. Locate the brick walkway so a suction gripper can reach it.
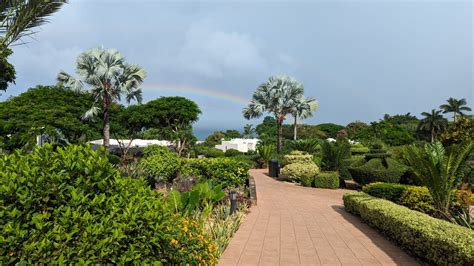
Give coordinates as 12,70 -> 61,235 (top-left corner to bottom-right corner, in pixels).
219,169 -> 418,266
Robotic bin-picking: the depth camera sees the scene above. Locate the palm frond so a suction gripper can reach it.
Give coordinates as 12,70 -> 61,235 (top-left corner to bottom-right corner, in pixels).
56,71 -> 83,91
82,106 -> 100,121
1,0 -> 66,47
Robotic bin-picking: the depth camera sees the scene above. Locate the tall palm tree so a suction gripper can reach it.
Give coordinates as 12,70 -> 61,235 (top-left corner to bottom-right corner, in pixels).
440,97 -> 472,122
57,47 -> 146,149
1,0 -> 66,47
243,75 -> 304,153
418,109 -> 447,142
243,124 -> 255,138
292,96 -> 318,140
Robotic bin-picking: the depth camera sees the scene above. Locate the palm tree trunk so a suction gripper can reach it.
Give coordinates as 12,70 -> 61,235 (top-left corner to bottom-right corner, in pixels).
293,115 -> 297,140
103,97 -> 110,149
431,127 -> 435,143
277,119 -> 283,153
453,112 -> 457,123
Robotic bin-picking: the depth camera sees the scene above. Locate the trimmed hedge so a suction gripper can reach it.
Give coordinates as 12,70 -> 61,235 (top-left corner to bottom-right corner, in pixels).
348,157 -> 407,185
343,192 -> 474,265
315,171 -> 339,189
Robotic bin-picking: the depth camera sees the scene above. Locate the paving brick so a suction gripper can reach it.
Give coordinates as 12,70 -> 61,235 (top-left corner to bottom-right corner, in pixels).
218,169 -> 418,266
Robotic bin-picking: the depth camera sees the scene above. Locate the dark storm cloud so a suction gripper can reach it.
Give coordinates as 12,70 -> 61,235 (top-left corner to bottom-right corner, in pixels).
2,0 -> 472,132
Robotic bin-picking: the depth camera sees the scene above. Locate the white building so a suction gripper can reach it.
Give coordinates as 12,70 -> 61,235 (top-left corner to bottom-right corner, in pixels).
215,138 -> 259,153
89,139 -> 172,149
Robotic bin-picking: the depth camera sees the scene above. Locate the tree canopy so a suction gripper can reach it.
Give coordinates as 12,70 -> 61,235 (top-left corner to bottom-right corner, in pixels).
0,85 -> 100,150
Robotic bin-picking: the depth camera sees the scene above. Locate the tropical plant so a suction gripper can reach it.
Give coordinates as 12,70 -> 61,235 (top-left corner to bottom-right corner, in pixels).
0,0 -> 66,47
1,0 -> 66,91
57,47 -> 146,149
291,96 -> 318,140
418,109 -> 447,142
440,97 -> 472,122
167,182 -> 226,217
290,139 -> 320,154
256,144 -> 274,167
320,140 -> 351,171
243,75 -> 307,153
243,124 -> 256,138
403,141 -> 474,216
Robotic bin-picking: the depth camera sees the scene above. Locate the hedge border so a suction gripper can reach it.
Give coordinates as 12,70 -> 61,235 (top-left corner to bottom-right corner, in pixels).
343,192 -> 474,265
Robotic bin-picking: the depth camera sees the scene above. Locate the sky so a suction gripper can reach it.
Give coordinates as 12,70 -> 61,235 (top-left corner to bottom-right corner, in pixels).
2,0 -> 473,138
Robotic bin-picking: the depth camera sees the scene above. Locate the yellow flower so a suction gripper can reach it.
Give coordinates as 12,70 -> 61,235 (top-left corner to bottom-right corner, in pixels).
171,239 -> 178,245
182,226 -> 188,232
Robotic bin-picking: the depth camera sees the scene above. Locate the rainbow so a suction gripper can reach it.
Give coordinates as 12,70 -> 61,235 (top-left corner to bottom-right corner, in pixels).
142,84 -> 250,106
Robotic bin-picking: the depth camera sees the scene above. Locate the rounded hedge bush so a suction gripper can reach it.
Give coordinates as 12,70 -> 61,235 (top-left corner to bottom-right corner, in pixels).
224,149 -> 242,157
283,151 -> 313,165
315,171 -> 339,189
0,145 -> 215,264
280,162 -> 319,183
181,158 -> 249,188
140,148 -> 181,184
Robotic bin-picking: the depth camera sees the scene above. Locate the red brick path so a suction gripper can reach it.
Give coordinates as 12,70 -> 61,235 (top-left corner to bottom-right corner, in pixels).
219,169 -> 418,265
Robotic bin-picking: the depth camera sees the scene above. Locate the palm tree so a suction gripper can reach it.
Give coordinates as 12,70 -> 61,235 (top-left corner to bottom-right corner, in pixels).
1,0 -> 66,47
403,141 -> 473,217
57,47 -> 146,149
440,97 -> 472,122
418,109 -> 447,142
243,124 -> 255,139
292,96 -> 318,140
243,75 -> 304,153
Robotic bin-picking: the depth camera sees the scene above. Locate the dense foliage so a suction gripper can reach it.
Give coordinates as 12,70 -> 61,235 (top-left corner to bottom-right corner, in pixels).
0,44 -> 15,92
182,158 -> 250,188
314,171 -> 339,189
0,144 -> 214,264
280,162 -> 319,183
344,193 -> 474,265
139,146 -> 181,185
315,123 -> 344,138
0,86 -> 100,150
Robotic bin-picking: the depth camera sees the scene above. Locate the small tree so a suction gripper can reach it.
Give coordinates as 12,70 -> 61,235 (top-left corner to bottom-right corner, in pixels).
291,96 -> 318,140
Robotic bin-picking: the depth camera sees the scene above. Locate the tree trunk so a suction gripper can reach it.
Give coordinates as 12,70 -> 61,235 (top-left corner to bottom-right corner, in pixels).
277,119 -> 283,153
431,127 -> 435,143
103,97 -> 110,149
293,115 -> 297,140
454,112 -> 457,123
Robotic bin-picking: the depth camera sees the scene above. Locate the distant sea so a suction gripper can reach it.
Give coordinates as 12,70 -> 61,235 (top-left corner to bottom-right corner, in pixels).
193,128 -> 217,141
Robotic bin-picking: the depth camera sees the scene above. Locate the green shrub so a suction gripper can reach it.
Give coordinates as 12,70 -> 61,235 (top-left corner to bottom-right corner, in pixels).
348,157 -> 407,185
321,140 -> 351,171
290,139 -> 321,154
224,148 -> 242,157
399,186 -> 436,215
140,149 -> 181,184
300,173 -> 315,187
343,192 -> 474,265
280,162 -> 319,183
283,151 -> 313,164
181,158 -> 249,188
192,145 -> 225,158
315,171 -> 339,189
362,182 -> 408,202
0,144 -> 215,264
143,144 -> 170,157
